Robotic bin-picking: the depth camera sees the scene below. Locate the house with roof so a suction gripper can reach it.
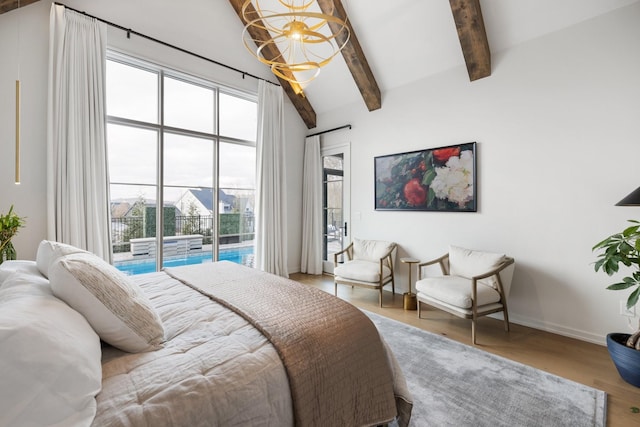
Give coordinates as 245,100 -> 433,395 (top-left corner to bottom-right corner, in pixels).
174,188 -> 235,217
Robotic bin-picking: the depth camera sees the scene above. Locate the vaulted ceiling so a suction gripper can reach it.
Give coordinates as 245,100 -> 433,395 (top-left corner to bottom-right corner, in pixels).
3,0 -> 638,129
227,0 -> 490,129
224,0 -> 638,129
0,0 -> 39,14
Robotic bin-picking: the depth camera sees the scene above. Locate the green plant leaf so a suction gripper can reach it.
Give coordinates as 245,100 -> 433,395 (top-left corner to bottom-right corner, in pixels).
592,239 -> 609,251
604,258 -> 620,275
593,220 -> 640,311
628,287 -> 640,309
594,258 -> 605,272
607,282 -> 635,291
622,225 -> 640,237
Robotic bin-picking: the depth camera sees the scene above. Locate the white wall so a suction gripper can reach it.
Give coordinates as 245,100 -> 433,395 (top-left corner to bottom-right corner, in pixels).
316,3 -> 640,344
0,0 -> 307,274
0,1 -> 49,260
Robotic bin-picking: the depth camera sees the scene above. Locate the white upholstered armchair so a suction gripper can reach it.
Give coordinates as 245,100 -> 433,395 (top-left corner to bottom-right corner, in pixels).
333,239 -> 397,307
416,246 -> 515,344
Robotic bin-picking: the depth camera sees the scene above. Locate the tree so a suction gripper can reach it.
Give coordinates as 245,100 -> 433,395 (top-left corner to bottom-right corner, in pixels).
182,201 -> 201,236
122,195 -> 146,243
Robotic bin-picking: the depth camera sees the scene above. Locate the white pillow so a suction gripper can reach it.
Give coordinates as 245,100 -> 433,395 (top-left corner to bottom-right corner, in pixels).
353,238 -> 396,263
0,260 -> 43,287
0,272 -> 102,427
36,240 -> 87,278
49,252 -> 165,353
449,245 -> 506,288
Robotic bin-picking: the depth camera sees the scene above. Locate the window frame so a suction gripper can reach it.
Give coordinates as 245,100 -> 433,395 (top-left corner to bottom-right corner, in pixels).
106,51 -> 257,271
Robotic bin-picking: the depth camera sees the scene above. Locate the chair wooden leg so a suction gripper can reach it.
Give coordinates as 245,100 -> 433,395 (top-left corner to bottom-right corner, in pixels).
417,300 -> 422,318
379,288 -> 383,307
334,282 -> 338,296
503,308 -> 511,332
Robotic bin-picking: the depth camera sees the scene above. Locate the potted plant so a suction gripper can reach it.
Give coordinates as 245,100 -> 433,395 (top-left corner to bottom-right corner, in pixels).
593,219 -> 640,387
0,205 -> 25,264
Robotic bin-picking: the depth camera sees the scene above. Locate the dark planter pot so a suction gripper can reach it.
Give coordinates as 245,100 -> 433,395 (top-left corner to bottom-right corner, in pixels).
606,333 -> 640,387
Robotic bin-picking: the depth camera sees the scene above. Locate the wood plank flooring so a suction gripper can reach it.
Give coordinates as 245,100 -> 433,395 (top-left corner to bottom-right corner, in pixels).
290,273 -> 640,427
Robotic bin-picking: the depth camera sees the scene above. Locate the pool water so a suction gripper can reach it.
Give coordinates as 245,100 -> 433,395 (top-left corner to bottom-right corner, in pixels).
115,246 -> 254,275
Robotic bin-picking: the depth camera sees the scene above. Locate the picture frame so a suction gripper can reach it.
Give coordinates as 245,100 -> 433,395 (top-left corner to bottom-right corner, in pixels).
374,142 -> 477,212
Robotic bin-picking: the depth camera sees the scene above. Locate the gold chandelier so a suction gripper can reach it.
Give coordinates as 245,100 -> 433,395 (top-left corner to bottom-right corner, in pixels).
242,0 -> 350,90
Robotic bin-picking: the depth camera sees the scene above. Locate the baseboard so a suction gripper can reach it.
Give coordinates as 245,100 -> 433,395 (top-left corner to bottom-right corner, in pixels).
506,313 -> 606,347
288,272 -> 608,347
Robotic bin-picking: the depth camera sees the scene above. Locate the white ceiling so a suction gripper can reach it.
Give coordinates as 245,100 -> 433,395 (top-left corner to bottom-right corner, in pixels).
55,0 -> 640,120
298,0 -> 640,115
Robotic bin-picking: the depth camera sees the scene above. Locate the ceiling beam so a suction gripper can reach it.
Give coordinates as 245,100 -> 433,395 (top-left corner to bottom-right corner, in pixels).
316,0 -> 381,111
0,0 -> 39,15
449,0 -> 491,81
227,0 -> 317,129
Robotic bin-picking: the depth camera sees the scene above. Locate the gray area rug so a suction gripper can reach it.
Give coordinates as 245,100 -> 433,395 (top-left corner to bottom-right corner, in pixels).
364,311 -> 607,427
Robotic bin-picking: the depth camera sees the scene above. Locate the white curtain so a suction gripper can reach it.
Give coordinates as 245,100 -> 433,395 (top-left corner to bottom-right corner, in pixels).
255,80 -> 288,277
47,5 -> 111,261
300,135 -> 323,274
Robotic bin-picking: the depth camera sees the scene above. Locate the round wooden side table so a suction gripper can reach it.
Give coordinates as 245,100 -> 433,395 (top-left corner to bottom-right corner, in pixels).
400,257 -> 419,310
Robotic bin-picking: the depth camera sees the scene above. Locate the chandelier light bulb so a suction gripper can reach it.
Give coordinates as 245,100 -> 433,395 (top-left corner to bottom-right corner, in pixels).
286,21 -> 307,40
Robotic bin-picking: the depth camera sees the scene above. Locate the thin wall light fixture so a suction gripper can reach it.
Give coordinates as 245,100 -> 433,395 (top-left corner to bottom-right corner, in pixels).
15,80 -> 20,185
15,0 -> 21,185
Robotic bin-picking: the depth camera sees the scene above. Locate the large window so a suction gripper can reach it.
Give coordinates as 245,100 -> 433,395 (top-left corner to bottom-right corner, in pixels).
106,54 -> 257,274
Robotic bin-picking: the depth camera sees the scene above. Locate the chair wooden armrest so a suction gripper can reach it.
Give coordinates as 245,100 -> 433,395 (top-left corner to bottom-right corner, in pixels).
470,257 -> 515,301
334,242 -> 354,266
378,243 -> 397,274
418,253 -> 449,279
470,257 -> 515,282
378,244 -> 396,263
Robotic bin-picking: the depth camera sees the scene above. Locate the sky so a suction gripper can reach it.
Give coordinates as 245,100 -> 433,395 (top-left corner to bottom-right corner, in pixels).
106,58 -> 257,203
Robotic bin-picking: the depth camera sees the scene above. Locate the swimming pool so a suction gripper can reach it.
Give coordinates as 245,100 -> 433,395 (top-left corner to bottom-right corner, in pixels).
115,246 -> 254,275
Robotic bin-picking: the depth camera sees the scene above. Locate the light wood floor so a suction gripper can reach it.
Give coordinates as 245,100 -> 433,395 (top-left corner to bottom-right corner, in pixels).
290,273 -> 640,427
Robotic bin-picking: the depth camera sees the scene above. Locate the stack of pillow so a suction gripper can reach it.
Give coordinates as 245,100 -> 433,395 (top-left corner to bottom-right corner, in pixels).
0,240 -> 165,427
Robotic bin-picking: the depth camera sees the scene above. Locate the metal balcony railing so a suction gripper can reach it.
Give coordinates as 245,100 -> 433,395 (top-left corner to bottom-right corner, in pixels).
111,214 -> 255,253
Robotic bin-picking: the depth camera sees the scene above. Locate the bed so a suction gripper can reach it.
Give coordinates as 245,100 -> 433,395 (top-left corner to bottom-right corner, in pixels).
0,241 -> 412,427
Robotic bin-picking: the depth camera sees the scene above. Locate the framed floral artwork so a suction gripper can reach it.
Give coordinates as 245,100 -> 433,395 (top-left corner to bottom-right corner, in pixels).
374,142 -> 476,211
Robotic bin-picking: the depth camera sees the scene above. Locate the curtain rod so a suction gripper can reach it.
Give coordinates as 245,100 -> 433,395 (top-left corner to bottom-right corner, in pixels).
53,2 -> 279,87
307,124 -> 352,138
